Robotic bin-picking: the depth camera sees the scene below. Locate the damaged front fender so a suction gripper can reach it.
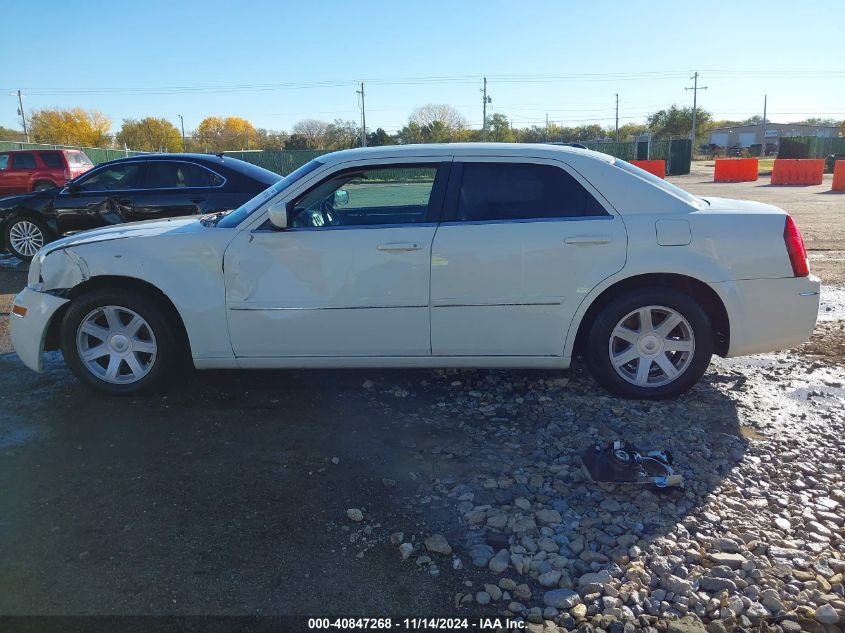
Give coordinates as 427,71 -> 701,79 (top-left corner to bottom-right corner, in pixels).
31,248 -> 90,291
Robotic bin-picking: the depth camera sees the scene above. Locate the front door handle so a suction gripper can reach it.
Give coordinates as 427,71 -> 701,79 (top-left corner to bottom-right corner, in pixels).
378,242 -> 423,252
564,235 -> 610,245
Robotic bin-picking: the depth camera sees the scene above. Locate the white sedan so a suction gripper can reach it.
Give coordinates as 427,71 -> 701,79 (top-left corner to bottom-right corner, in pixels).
10,144 -> 820,398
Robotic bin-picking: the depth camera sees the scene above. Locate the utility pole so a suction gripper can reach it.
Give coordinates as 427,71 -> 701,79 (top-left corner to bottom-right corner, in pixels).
685,72 -> 707,160
178,114 -> 186,152
356,82 -> 366,147
16,90 -> 29,142
761,95 -> 767,157
545,113 -> 549,141
481,77 -> 492,139
614,93 -> 619,143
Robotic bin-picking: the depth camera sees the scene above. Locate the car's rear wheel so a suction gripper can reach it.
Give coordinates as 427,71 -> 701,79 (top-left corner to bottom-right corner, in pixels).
61,289 -> 177,395
32,181 -> 56,192
584,287 -> 713,399
4,216 -> 51,261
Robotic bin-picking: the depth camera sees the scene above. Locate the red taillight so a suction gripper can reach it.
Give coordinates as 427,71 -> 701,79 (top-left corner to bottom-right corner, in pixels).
783,215 -> 809,277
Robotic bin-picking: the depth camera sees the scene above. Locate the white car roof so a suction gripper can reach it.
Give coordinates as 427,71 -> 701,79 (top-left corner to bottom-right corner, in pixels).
319,143 -> 616,166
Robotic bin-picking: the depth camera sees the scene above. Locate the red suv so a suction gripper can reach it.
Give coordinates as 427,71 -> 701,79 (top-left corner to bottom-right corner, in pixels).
0,149 -> 94,196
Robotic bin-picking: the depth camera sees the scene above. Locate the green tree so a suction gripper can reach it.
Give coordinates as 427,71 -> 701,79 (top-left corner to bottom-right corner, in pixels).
396,121 -> 426,145
283,134 -> 311,150
255,128 -> 288,150
116,117 -> 183,152
366,127 -> 394,146
647,105 -> 712,141
797,117 -> 840,127
486,113 -> 516,142
616,122 -> 649,141
324,119 -> 360,149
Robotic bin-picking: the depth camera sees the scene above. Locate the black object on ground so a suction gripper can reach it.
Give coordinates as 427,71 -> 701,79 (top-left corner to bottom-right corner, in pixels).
581,441 -> 684,489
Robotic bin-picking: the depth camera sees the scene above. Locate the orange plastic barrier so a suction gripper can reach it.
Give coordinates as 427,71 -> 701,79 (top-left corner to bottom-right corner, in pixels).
714,158 -> 758,182
832,160 -> 845,192
630,159 -> 665,178
771,159 -> 824,185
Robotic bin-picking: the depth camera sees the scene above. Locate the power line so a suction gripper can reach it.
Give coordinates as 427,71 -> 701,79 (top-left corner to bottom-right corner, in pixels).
7,68 -> 843,96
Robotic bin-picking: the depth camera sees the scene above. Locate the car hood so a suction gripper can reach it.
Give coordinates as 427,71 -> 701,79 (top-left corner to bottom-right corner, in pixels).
0,189 -> 56,210
40,216 -> 204,257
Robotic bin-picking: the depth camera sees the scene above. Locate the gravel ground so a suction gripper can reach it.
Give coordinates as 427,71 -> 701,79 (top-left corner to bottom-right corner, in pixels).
0,165 -> 843,631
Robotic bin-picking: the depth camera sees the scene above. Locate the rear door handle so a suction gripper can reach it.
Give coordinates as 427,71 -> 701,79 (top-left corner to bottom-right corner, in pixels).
564,235 -> 610,245
378,242 -> 423,252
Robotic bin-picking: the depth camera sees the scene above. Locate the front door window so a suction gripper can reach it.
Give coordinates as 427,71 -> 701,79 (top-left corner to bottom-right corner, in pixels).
290,166 -> 438,228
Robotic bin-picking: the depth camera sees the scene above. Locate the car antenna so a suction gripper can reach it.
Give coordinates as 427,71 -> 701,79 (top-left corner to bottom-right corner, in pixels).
215,152 -> 225,159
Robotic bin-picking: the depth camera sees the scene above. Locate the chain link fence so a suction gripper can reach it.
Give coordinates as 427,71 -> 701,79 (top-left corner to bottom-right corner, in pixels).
0,140 -> 145,164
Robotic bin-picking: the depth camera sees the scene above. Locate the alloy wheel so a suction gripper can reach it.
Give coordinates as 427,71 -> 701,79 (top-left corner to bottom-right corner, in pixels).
9,220 -> 44,258
608,305 -> 695,388
76,305 -> 158,384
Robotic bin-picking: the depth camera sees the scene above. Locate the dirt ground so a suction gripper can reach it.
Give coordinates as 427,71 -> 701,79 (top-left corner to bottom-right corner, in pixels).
0,164 -> 843,623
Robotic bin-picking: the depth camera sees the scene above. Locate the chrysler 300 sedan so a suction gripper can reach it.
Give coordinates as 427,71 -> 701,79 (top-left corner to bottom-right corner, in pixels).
10,144 -> 820,399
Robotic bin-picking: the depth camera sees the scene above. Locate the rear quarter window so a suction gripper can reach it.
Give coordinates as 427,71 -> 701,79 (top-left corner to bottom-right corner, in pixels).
0,154 -> 8,170
40,152 -> 64,168
69,152 -> 94,166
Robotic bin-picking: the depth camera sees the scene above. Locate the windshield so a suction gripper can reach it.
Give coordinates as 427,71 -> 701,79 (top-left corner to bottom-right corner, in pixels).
613,159 -> 702,206
216,159 -> 324,228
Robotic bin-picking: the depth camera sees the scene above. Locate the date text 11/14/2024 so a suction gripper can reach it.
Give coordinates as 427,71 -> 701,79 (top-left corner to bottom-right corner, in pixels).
306,617 -> 526,630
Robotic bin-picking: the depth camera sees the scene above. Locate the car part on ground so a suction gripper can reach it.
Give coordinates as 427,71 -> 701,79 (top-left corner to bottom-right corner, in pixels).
581,440 -> 684,488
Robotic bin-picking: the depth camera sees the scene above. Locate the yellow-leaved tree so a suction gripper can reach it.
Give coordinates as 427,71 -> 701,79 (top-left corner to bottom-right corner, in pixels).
194,116 -> 258,152
116,117 -> 183,152
30,108 -> 111,147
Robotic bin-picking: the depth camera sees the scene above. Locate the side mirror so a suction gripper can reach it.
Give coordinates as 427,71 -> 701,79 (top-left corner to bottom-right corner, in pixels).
267,201 -> 288,229
334,189 -> 349,207
65,182 -> 81,193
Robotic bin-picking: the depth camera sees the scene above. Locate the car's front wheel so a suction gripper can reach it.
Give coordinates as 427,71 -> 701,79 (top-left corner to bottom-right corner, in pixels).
4,216 -> 51,261
584,287 -> 713,399
60,289 -> 178,395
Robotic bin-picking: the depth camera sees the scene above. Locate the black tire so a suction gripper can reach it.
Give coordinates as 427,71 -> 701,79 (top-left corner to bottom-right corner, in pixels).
584,287 -> 714,400
4,215 -> 52,261
32,181 -> 56,192
60,288 -> 178,395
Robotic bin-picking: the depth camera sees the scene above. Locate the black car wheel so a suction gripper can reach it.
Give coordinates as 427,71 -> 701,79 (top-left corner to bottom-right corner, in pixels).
4,216 -> 52,261
584,287 -> 714,400
32,181 -> 56,192
61,288 -> 178,395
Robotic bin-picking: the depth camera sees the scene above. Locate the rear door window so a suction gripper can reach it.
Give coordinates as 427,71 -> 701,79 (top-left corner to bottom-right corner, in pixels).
11,153 -> 37,169
40,152 -> 64,168
453,162 -> 607,222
